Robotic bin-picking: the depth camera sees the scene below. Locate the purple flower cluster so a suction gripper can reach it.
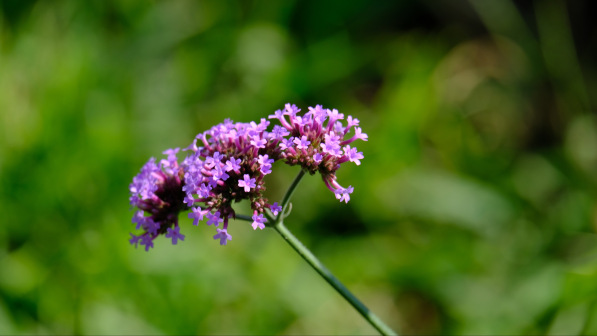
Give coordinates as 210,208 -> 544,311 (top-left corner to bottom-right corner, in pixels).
269,104 -> 366,203
180,118 -> 284,245
128,104 -> 366,250
129,151 -> 186,251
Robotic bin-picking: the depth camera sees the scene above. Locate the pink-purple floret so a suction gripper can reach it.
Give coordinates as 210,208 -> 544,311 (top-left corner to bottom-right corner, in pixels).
129,104 -> 367,250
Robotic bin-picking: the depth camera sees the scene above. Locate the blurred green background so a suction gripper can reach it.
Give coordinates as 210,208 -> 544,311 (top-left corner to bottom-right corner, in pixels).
1,0 -> 597,334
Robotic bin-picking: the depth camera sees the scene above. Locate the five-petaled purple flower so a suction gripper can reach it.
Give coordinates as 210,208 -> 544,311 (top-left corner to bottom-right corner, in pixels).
238,174 -> 256,192
166,226 -> 185,245
206,211 -> 224,226
214,228 -> 232,245
188,206 -> 208,226
251,212 -> 267,230
293,135 -> 311,150
269,202 -> 282,216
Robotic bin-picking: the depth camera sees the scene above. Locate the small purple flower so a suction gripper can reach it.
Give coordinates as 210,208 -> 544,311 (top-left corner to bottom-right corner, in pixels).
212,165 -> 230,181
213,228 -> 232,245
279,137 -> 294,150
184,194 -> 196,207
321,141 -> 342,157
163,147 -> 180,160
257,118 -> 270,131
260,164 -> 272,175
160,149 -> 179,173
251,212 -> 267,230
313,153 -> 323,164
307,105 -> 327,122
238,174 -> 256,192
324,133 -> 341,145
258,154 -> 274,175
188,206 -> 208,225
132,210 -> 145,229
293,115 -> 306,127
224,158 -> 242,172
346,116 -> 359,128
258,154 -> 274,167
197,184 -> 212,198
335,186 -> 354,203
129,233 -> 141,247
332,121 -> 345,135
269,202 -> 282,216
341,127 -> 368,145
214,151 -> 225,162
320,133 -> 342,156
343,145 -> 364,166
183,138 -> 198,152
271,125 -> 290,139
250,136 -> 267,149
205,152 -> 223,169
182,182 -> 195,195
354,127 -> 368,141
140,234 -> 154,251
327,108 -> 344,122
129,158 -> 160,202
247,119 -> 269,134
268,109 -> 285,120
294,135 -> 311,150
284,103 -> 300,116
166,226 -> 186,245
268,109 -> 292,129
206,211 -> 224,226
143,218 -> 160,235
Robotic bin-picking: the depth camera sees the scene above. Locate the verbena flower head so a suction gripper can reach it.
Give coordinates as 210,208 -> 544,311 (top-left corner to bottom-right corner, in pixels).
268,104 -> 367,201
129,150 -> 186,251
180,118 -> 283,245
128,104 -> 366,249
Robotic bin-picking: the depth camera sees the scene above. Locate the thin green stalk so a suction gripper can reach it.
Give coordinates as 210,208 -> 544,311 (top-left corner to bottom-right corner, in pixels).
235,214 -> 253,222
278,169 -> 305,219
237,170 -> 397,334
272,219 -> 396,335
272,170 -> 397,335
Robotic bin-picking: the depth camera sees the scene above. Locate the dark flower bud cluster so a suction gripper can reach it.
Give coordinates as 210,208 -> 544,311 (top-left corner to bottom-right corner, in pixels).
128,104 -> 366,250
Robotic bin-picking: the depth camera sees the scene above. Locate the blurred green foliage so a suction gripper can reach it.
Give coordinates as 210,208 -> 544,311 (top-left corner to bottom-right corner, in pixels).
1,0 -> 597,334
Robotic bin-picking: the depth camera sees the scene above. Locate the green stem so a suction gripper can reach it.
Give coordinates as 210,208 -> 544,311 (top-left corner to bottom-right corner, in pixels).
271,170 -> 398,335
236,170 -> 397,334
235,214 -> 253,222
272,221 -> 396,335
278,169 -> 305,219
